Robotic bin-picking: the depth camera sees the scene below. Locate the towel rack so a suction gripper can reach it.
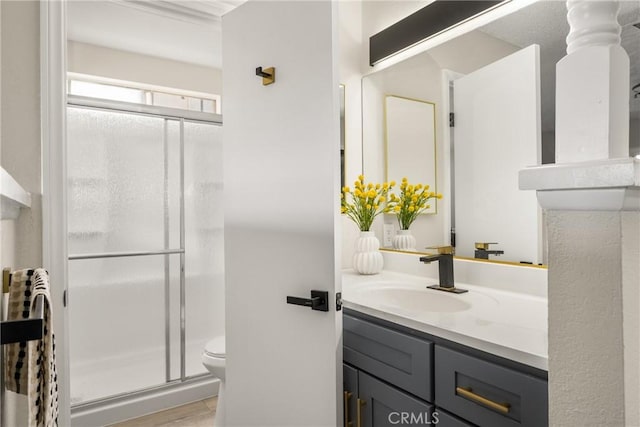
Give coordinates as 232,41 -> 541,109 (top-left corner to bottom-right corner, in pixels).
0,269 -> 45,345
0,295 -> 44,345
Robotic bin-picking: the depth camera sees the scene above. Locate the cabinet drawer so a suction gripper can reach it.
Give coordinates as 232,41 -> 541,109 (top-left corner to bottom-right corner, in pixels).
435,346 -> 548,427
435,408 -> 475,427
344,315 -> 433,401
358,371 -> 435,427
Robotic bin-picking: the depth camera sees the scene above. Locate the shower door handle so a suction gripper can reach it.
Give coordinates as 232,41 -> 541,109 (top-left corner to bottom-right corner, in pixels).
286,290 -> 329,312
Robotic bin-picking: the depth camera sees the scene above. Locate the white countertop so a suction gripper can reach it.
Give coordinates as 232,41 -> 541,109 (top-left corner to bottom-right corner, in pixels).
342,269 -> 548,371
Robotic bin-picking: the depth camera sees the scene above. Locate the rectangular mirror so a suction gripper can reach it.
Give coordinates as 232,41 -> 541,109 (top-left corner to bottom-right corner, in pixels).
385,95 -> 437,214
362,0 -> 640,266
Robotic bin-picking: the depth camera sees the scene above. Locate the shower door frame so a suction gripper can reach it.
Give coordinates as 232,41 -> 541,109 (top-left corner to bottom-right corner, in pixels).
41,2 -> 226,424
65,95 -> 222,412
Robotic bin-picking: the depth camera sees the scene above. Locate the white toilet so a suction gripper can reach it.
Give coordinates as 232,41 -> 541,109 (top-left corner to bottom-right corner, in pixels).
202,336 -> 226,427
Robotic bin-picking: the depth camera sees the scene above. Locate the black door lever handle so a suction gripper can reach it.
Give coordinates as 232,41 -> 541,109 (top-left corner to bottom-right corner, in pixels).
286,290 -> 329,312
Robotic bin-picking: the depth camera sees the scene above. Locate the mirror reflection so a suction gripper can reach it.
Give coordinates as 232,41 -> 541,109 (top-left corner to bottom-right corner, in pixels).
385,95 -> 437,215
363,1 -> 640,265
340,84 -> 346,189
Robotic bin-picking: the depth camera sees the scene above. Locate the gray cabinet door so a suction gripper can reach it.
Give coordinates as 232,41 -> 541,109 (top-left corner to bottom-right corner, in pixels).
344,364 -> 358,427
358,371 -> 435,427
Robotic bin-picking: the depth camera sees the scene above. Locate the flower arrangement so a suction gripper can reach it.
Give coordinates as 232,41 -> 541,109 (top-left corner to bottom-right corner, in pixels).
341,175 -> 395,231
387,177 -> 442,230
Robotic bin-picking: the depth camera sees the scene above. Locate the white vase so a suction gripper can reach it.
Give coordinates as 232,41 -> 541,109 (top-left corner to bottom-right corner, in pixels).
392,229 -> 416,251
352,231 -> 383,275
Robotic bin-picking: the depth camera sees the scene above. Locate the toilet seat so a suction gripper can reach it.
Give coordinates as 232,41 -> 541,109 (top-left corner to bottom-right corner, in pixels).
204,336 -> 226,359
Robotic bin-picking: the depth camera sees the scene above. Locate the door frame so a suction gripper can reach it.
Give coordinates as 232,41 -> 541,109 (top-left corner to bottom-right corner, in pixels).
440,69 -> 465,248
41,1 -> 70,425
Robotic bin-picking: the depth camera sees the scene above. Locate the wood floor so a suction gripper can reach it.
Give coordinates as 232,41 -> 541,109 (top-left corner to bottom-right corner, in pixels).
109,397 -> 217,427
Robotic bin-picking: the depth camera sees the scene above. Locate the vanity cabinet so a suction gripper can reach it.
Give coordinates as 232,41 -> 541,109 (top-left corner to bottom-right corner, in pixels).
344,364 -> 435,427
343,311 -> 548,427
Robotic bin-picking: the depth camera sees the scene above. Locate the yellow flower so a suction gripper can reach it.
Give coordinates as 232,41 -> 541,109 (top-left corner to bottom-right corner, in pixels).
416,184 -> 422,190
366,204 -> 372,209
341,207 -> 346,213
374,204 -> 379,209
375,183 -> 381,190
437,193 -> 443,199
367,190 -> 376,198
358,174 -> 364,182
383,182 -> 389,189
394,206 -> 401,212
409,206 -> 415,212
343,186 -> 350,193
425,185 -> 430,190
411,196 -> 418,203
402,177 -> 408,183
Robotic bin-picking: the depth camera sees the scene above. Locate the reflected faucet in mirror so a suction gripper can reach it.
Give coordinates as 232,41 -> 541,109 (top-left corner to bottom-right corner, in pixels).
474,242 -> 504,260
419,246 -> 468,294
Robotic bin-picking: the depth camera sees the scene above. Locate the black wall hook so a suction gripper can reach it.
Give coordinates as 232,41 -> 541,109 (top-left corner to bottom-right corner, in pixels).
256,66 -> 275,86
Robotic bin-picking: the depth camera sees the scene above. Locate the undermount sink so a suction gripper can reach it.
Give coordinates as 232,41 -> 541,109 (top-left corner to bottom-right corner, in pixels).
366,286 -> 472,313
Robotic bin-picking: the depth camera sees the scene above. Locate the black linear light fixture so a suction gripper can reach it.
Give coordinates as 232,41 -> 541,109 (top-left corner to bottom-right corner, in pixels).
369,0 -> 507,66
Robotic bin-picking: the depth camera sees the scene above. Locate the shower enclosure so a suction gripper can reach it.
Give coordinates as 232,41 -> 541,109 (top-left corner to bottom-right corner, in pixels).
65,96 -> 223,423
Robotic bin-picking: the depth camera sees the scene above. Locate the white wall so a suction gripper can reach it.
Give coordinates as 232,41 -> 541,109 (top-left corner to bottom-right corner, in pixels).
68,41 -> 222,95
1,0 -> 42,271
622,211 -> 640,427
0,3 -> 42,425
547,211 -> 626,426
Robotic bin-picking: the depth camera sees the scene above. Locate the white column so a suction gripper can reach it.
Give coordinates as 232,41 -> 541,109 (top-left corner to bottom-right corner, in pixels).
520,1 -> 639,426
556,0 -> 629,163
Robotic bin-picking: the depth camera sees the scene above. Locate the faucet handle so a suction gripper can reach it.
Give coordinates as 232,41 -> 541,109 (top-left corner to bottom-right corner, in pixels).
475,242 -> 498,250
425,245 -> 455,255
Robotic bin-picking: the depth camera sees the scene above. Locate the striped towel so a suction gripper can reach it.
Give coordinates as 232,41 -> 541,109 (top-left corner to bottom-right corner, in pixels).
5,269 -> 59,427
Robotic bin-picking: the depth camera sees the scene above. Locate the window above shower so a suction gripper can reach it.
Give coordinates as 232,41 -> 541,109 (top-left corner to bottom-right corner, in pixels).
67,73 -> 221,114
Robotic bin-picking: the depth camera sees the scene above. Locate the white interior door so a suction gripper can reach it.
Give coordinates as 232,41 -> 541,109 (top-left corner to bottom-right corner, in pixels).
222,2 -> 341,426
454,44 -> 541,263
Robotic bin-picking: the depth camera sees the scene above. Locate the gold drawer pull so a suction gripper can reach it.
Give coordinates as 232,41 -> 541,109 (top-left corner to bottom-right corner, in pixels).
456,386 -> 511,414
344,391 -> 353,427
357,398 -> 366,427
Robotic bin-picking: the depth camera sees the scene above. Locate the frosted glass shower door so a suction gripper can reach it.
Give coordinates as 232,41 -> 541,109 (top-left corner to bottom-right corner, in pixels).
67,107 -> 182,404
67,104 -> 224,407
184,121 -> 224,376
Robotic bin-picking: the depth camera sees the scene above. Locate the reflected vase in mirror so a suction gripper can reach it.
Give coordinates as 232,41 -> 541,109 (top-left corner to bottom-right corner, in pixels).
353,231 -> 383,275
392,230 -> 416,251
